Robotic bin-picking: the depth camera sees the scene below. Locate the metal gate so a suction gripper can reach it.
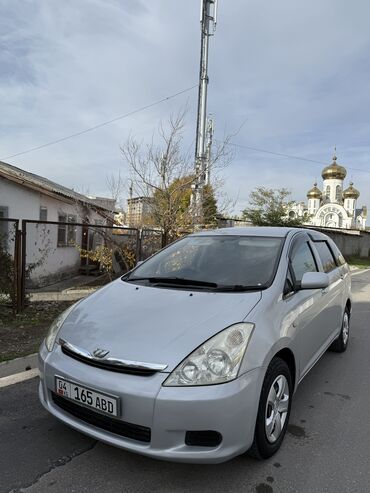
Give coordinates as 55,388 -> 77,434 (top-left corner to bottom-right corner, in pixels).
20,220 -> 141,309
1,218 -> 183,311
140,229 -> 164,260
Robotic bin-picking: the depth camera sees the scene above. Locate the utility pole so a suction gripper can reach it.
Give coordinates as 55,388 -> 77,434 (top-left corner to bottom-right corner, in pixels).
205,116 -> 214,186
191,0 -> 218,226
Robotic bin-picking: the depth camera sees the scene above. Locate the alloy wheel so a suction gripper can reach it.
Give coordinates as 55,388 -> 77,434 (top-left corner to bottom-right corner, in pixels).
265,374 -> 290,444
342,312 -> 349,346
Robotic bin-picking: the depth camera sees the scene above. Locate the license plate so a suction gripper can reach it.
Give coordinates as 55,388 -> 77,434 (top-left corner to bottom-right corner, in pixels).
55,377 -> 119,417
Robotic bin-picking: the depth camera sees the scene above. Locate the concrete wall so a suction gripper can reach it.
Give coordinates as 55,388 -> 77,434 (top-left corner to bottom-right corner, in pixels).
0,177 -> 108,287
310,226 -> 370,258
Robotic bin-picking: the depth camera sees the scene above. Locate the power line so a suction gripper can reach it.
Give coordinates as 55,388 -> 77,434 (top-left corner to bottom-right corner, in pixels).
2,84 -> 198,161
222,140 -> 370,175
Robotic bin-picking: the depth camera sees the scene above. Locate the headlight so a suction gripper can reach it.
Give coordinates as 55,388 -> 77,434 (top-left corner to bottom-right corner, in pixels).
44,303 -> 78,352
163,323 -> 254,386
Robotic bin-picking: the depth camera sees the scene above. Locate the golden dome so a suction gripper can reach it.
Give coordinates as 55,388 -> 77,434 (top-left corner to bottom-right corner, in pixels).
321,154 -> 347,180
343,182 -> 360,199
307,182 -> 322,199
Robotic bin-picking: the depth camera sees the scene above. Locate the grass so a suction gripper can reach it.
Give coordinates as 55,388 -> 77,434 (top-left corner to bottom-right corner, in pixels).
346,256 -> 370,269
0,301 -> 74,362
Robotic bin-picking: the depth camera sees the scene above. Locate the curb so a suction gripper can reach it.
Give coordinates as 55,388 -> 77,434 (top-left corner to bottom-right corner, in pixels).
351,268 -> 370,276
0,353 -> 38,379
0,368 -> 39,389
29,289 -> 94,302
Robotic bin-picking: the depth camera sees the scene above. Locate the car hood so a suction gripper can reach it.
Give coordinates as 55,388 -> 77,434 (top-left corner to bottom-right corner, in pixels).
58,279 -> 262,372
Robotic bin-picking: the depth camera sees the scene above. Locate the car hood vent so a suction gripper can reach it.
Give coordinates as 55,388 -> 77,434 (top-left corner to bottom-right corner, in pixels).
59,339 -> 167,376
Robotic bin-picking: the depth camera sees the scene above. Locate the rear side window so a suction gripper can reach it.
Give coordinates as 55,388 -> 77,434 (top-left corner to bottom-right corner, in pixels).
314,241 -> 337,273
328,241 -> 346,266
290,241 -> 317,282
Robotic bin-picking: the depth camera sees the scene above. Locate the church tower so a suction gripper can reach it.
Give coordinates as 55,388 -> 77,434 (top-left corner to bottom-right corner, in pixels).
306,183 -> 322,216
321,153 -> 347,204
343,182 -> 360,223
291,149 -> 367,230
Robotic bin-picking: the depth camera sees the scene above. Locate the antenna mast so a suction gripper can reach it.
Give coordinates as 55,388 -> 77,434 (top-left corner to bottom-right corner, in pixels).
191,0 -> 218,226
205,116 -> 214,186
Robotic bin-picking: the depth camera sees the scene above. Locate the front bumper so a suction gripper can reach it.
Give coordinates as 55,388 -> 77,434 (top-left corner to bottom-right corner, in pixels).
39,343 -> 264,463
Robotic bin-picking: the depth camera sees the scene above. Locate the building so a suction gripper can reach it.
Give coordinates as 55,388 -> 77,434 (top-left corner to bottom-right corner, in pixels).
114,209 -> 128,227
0,160 -> 115,287
127,196 -> 154,227
289,153 -> 367,230
87,196 -> 116,214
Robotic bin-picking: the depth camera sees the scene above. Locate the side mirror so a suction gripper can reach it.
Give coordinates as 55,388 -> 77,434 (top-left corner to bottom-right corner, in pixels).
300,272 -> 329,290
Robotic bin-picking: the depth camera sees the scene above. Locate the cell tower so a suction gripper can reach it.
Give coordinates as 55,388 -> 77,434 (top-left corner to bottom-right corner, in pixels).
205,116 -> 215,186
191,0 -> 218,226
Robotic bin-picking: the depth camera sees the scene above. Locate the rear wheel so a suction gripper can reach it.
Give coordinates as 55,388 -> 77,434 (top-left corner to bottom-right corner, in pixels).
249,357 -> 292,460
329,307 -> 350,353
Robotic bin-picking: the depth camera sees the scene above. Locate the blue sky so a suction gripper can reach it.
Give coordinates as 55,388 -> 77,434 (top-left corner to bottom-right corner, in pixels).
1,0 -> 370,214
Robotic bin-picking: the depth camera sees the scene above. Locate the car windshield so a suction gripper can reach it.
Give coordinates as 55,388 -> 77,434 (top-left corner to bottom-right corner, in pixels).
124,235 -> 284,290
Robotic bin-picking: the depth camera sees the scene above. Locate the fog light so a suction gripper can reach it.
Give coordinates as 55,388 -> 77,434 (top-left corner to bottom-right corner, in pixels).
185,430 -> 222,447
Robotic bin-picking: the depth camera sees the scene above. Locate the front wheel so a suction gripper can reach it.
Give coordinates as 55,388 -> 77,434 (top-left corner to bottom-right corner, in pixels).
249,357 -> 292,460
329,307 -> 350,353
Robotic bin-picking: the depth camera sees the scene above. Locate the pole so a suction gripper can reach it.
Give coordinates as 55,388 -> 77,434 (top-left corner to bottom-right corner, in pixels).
20,220 -> 27,310
191,0 -> 218,226
205,116 -> 214,185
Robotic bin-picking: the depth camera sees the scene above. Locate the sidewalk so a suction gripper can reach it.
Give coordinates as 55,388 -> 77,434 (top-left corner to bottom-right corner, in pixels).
27,274 -> 106,301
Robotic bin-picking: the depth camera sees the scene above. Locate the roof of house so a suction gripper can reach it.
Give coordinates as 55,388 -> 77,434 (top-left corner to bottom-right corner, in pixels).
0,160 -> 113,212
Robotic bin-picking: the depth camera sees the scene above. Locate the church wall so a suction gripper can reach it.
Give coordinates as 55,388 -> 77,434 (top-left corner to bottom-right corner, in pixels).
308,198 -> 320,215
322,178 -> 343,203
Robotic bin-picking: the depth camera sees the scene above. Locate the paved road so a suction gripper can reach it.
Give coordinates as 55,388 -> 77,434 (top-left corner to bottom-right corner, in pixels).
1,271 -> 370,493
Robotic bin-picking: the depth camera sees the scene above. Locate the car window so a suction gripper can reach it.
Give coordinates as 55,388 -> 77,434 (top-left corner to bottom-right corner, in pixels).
313,241 -> 337,273
290,241 -> 317,283
283,268 -> 295,296
126,235 -> 285,288
328,240 -> 346,266
161,243 -> 201,273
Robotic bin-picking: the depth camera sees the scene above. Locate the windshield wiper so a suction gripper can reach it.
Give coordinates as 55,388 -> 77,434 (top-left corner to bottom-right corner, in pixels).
124,277 -> 218,288
213,284 -> 264,292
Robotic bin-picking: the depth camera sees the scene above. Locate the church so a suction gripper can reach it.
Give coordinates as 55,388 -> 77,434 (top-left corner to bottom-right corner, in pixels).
289,152 -> 367,230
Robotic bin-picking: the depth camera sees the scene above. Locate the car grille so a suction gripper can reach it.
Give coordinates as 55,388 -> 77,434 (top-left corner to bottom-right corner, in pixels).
61,345 -> 159,376
51,392 -> 151,443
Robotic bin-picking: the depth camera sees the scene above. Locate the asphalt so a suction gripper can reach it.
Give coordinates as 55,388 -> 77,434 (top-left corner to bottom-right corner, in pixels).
1,270 -> 370,493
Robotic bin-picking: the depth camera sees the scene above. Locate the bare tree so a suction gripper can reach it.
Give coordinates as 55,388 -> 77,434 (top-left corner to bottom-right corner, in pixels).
121,110 -> 233,244
106,170 -> 127,213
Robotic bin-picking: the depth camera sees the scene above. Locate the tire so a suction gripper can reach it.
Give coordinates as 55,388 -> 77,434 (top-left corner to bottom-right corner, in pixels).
329,307 -> 350,353
249,357 -> 292,460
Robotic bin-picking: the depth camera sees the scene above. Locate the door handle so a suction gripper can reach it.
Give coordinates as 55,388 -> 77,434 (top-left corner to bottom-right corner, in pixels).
321,288 -> 329,294
340,274 -> 344,280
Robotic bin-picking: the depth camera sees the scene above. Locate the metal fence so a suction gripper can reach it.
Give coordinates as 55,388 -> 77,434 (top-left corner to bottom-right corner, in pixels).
17,220 -> 172,309
0,217 -> 199,311
140,229 -> 164,260
0,218 -> 21,311
21,220 -> 138,302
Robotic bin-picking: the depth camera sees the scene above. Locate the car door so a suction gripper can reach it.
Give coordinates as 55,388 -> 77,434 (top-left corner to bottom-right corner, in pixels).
282,233 -> 328,380
310,239 -> 344,343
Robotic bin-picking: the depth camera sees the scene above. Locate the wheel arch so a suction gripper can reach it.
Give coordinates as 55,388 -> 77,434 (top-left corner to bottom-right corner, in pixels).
346,298 -> 352,315
273,348 -> 297,392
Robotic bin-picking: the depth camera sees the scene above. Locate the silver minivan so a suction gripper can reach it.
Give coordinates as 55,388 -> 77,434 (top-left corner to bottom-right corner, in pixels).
39,227 -> 351,463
